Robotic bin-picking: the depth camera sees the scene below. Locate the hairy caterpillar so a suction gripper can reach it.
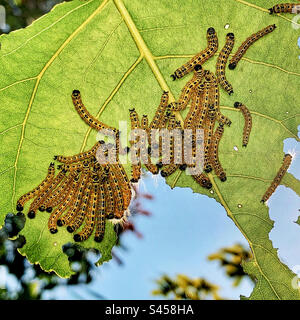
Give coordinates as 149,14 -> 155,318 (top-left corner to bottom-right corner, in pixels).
192,173 -> 212,189
261,154 -> 292,203
210,124 -> 226,182
141,115 -> 149,130
48,174 -> 80,233
184,85 -> 204,129
57,171 -> 90,227
149,91 -> 169,129
269,3 -> 300,14
54,141 -> 101,164
171,27 -> 218,80
16,163 -> 55,212
103,178 -> 116,219
66,181 -> 92,233
160,164 -> 179,177
229,24 -> 276,70
73,175 -> 99,242
196,71 -> 216,129
108,167 -> 125,218
169,65 -> 205,111
44,172 -> 76,211
37,169 -> 67,212
234,102 -> 252,147
111,163 -> 132,209
216,111 -> 232,127
216,33 -> 235,95
95,184 -> 106,242
203,105 -> 216,173
71,90 -> 117,134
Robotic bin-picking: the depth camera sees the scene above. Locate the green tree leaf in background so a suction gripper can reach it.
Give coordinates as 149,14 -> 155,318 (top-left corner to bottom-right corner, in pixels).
0,0 -> 299,298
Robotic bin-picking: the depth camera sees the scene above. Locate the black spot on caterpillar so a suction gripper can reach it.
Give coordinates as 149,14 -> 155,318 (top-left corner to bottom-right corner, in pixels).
203,106 -> 216,173
234,102 -> 252,147
228,25 -> 276,70
269,3 -> 300,14
48,173 -> 80,234
216,33 -> 235,95
171,27 -> 218,80
261,154 -> 292,203
149,91 -> 169,129
192,173 -> 212,189
184,84 -> 204,129
66,181 -> 92,233
16,163 -> 55,213
73,175 -> 99,242
160,164 -> 179,177
71,90 -> 117,134
54,141 -> 102,164
169,65 -> 205,111
210,124 -> 227,182
94,184 -> 106,242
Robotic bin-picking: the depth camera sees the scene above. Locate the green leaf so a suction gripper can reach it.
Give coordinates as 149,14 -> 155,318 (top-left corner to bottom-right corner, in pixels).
0,0 -> 299,298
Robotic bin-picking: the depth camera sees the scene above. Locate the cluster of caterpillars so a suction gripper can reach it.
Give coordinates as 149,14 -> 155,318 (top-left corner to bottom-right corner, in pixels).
16,90 -> 132,243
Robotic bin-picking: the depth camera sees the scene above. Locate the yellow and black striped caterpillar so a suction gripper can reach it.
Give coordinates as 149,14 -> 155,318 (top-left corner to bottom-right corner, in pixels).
192,173 -> 212,189
16,163 -> 55,214
234,102 -> 252,147
228,24 -> 276,70
269,3 -> 300,14
210,124 -> 226,182
216,33 -> 235,95
261,154 -> 292,203
171,28 -> 218,80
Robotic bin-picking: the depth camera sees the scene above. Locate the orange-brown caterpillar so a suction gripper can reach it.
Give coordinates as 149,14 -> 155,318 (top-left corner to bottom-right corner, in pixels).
57,171 -> 90,227
269,3 -> 300,14
73,175 -> 99,242
184,85 -> 204,129
229,24 -> 276,70
108,167 -> 125,218
95,184 -> 106,242
234,102 -> 252,147
103,178 -> 115,219
216,111 -> 232,127
16,163 -> 55,213
44,172 -> 76,211
169,65 -> 204,111
160,164 -> 179,177
71,90 -> 117,134
48,174 -> 80,233
36,169 -> 67,212
203,105 -> 216,173
261,154 -> 292,203
149,91 -> 169,129
210,124 -> 226,182
192,173 -> 212,189
66,181 -> 92,233
54,141 -> 101,164
171,27 -> 218,80
216,33 -> 235,95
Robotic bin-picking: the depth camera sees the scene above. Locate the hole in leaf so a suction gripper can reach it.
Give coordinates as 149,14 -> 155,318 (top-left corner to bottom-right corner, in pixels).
224,23 -> 230,29
234,146 -> 238,151
237,204 -> 242,208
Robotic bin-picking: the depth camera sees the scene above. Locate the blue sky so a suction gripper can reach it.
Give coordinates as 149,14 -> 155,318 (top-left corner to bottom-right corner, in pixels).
43,129 -> 300,300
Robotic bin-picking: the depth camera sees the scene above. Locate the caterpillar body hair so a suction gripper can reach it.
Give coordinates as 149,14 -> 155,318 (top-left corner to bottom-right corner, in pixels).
169,65 -> 205,111
269,3 -> 300,14
234,102 -> 252,147
228,24 -> 276,70
44,172 -> 76,211
37,169 -> 67,212
54,141 -> 101,164
66,181 -> 92,233
171,27 -> 218,80
109,167 -> 125,218
216,33 -> 235,95
160,164 -> 179,177
47,175 -> 79,233
103,178 -> 116,219
261,154 -> 292,203
16,163 -> 55,213
57,171 -> 90,227
94,184 -> 106,242
192,173 -> 212,189
203,106 -> 216,173
184,85 -> 204,129
149,91 -> 169,129
73,176 -> 99,242
210,124 -> 227,182
216,111 -> 232,127
71,90 -> 117,134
